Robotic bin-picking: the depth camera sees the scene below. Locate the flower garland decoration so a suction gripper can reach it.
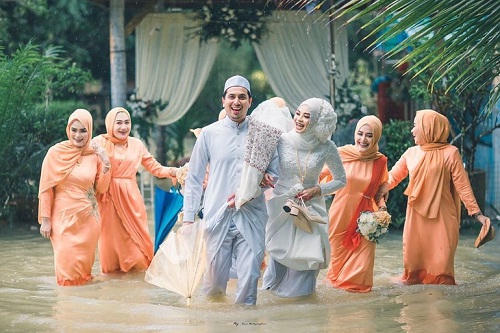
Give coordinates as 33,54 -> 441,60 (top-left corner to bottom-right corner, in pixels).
356,210 -> 391,243
195,3 -> 273,49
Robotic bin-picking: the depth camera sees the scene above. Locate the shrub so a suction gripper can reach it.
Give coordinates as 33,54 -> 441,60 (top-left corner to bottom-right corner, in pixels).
379,119 -> 413,229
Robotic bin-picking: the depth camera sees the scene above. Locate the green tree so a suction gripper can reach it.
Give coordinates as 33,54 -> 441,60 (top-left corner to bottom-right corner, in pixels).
0,0 -> 114,84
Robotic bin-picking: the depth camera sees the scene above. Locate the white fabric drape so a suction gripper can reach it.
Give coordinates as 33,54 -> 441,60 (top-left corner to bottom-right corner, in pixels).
135,13 -> 218,125
253,11 -> 349,110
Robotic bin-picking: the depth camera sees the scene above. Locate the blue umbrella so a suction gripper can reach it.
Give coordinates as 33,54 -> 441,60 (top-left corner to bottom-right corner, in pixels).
154,186 -> 184,253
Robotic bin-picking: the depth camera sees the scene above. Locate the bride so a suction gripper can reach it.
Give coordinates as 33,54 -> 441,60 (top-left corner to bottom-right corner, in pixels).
262,97 -> 346,298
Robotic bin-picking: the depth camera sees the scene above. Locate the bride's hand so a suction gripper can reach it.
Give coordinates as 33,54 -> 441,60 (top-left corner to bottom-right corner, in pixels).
297,185 -> 320,202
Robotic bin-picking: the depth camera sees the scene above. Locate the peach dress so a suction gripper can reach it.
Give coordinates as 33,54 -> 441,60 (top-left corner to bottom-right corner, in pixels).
322,116 -> 388,292
38,109 -> 111,286
388,110 -> 480,285
94,108 -> 175,273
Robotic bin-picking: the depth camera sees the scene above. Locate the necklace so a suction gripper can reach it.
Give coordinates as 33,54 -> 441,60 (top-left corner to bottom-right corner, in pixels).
296,148 -> 311,184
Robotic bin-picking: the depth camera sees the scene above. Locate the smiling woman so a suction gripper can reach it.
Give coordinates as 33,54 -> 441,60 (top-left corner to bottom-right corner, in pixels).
69,121 -> 90,148
292,104 -> 312,133
92,107 -> 179,275
263,97 -> 346,298
320,115 -> 388,293
38,109 -> 111,286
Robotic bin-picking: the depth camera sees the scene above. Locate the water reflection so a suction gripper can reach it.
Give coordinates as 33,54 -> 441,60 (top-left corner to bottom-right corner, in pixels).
1,226 -> 499,332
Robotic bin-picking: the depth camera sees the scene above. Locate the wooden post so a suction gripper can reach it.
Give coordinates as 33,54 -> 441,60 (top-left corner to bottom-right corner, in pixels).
110,0 -> 127,108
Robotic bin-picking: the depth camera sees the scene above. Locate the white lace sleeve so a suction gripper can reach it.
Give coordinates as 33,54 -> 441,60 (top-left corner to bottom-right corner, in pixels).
275,137 -> 346,196
318,142 -> 346,195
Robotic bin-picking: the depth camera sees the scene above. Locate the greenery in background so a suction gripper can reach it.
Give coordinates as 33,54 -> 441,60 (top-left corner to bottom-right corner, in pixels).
408,44 -> 500,176
379,120 -> 413,228
335,80 -> 368,128
331,0 -> 500,114
0,0 -> 115,84
0,43 -> 92,224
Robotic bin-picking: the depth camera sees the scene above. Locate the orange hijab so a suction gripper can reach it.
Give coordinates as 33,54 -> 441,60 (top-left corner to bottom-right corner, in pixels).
404,109 -> 450,218
38,109 -> 94,196
339,115 -> 384,162
319,115 -> 384,184
98,107 -> 131,158
339,115 -> 387,250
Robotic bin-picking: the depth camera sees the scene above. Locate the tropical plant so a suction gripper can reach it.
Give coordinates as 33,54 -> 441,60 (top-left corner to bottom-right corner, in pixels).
0,0 -> 114,84
328,0 -> 500,112
318,0 -> 499,220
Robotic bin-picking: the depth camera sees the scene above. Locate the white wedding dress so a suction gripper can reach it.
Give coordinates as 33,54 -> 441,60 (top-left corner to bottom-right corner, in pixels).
262,132 -> 346,297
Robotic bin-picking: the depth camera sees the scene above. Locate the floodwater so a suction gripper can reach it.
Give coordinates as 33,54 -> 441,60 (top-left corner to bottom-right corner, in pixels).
1,220 -> 499,333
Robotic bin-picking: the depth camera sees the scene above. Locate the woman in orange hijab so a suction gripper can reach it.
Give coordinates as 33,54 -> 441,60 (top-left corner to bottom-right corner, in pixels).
320,115 -> 388,292
377,109 -> 490,285
93,107 -> 178,274
38,109 -> 111,286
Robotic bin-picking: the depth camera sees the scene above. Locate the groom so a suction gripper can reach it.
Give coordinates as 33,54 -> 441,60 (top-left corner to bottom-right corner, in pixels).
182,75 -> 279,305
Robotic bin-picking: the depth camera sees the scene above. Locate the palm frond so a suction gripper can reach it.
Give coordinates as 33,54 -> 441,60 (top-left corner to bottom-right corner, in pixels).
331,0 -> 500,110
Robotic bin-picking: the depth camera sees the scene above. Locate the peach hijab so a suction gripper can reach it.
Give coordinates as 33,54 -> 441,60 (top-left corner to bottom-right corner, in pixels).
38,109 -> 94,196
99,107 -> 131,158
340,115 -> 384,162
404,109 -> 450,218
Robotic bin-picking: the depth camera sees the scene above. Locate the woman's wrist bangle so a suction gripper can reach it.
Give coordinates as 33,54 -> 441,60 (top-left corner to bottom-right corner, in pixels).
103,163 -> 111,168
473,212 -> 482,218
379,206 -> 387,211
315,185 -> 321,196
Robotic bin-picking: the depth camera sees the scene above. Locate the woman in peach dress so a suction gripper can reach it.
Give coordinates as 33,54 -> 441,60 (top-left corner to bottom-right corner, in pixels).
93,107 -> 178,274
377,109 -> 490,285
39,109 -> 111,286
321,115 -> 388,292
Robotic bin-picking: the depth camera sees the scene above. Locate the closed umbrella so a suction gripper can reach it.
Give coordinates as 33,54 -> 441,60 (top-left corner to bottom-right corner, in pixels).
154,186 -> 184,253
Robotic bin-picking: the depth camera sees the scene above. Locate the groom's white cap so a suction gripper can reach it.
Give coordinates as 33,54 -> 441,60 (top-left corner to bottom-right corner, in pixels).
223,75 -> 251,95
